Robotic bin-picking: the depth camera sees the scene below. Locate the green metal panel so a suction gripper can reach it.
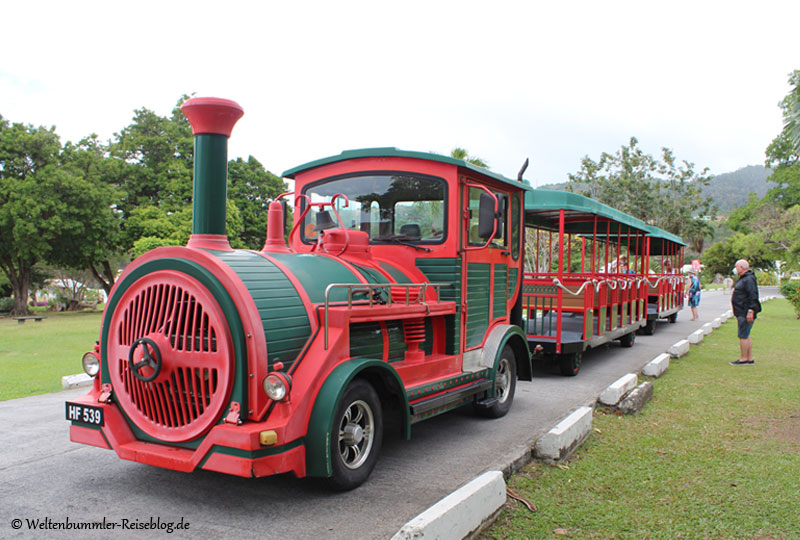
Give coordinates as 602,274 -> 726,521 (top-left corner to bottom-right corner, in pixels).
379,261 -> 412,283
386,321 -> 408,361
466,263 -> 491,348
508,267 -> 519,301
192,134 -> 229,236
349,322 -> 384,360
349,321 -> 407,362
213,250 -> 312,370
584,309 -> 593,339
282,147 -> 533,193
267,252 -> 365,303
415,258 -> 462,355
493,264 -> 508,320
352,263 -> 386,284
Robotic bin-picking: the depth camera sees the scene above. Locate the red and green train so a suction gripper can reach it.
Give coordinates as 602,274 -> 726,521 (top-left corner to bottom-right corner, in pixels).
67,97 -> 684,489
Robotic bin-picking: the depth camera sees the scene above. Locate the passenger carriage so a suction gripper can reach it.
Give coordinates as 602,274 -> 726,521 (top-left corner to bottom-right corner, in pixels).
638,225 -> 686,335
521,190 -> 650,376
66,97 -> 533,489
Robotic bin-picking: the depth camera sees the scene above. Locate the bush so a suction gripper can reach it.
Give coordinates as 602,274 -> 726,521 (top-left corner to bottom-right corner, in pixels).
779,281 -> 800,319
756,270 -> 777,286
0,297 -> 13,313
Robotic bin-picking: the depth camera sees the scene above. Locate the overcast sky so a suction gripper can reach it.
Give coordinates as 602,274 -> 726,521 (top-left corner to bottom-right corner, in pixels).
2,1 -> 798,186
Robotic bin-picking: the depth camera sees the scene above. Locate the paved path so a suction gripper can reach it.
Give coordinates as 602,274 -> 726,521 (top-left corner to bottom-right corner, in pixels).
0,288 -> 767,539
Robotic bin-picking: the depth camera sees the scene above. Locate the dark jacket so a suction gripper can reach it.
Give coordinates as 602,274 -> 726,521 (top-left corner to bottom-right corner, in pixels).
732,270 -> 759,318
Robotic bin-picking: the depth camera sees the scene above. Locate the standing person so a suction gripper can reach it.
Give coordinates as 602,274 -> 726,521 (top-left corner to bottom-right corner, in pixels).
686,269 -> 701,320
730,259 -> 760,366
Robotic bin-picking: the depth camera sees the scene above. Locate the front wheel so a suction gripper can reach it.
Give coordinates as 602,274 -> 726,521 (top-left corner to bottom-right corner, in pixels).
668,312 -> 678,324
325,379 -> 383,491
477,344 -> 517,418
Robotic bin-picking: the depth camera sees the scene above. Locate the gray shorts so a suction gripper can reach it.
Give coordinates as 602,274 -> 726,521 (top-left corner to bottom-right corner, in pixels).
737,316 -> 754,339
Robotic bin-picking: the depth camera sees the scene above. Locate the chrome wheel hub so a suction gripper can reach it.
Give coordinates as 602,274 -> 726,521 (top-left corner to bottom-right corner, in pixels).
337,399 -> 374,470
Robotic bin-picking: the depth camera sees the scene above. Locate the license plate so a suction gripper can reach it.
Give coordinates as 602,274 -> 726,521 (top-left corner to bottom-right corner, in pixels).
66,402 -> 104,426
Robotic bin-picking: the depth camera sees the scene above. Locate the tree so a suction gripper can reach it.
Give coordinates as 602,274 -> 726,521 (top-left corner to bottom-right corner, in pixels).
228,156 -> 287,250
782,70 -> 800,155
567,137 -> 716,247
450,147 -> 488,168
765,70 -> 800,209
0,117 -> 61,315
0,109 -> 127,313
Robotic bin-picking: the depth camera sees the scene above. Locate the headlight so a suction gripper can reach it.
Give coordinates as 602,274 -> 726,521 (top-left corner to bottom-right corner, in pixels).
262,372 -> 291,401
82,352 -> 100,377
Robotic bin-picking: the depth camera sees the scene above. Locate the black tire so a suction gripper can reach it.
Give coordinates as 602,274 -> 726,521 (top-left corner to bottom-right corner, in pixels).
478,344 -> 517,418
620,332 -> 636,348
644,318 -> 656,335
558,351 -> 582,377
324,379 -> 383,491
668,312 -> 678,324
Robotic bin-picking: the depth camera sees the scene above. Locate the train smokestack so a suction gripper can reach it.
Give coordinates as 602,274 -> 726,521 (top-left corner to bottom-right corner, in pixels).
180,97 -> 244,251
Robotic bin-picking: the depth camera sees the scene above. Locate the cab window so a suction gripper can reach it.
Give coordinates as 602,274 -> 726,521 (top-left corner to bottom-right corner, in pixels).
467,187 -> 507,247
301,173 -> 446,244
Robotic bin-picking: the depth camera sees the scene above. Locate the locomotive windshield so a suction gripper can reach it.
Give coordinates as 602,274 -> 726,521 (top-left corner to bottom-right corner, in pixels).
301,173 -> 447,244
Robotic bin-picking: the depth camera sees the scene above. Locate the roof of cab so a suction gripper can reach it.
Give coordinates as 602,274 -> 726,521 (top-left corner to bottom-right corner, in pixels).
282,147 -> 533,192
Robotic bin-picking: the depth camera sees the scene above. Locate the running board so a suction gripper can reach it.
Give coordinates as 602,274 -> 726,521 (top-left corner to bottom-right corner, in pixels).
409,380 -> 492,416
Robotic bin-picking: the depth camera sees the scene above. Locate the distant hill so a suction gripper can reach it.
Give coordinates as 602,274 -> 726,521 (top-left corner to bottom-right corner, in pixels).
703,165 -> 771,214
536,165 -> 772,215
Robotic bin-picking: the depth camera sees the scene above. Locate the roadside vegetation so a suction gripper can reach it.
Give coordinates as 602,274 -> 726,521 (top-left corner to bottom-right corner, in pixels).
483,299 -> 800,540
0,311 -> 103,400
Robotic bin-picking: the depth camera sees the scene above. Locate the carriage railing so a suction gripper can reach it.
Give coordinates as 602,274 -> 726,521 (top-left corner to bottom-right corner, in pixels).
644,275 -> 685,312
522,274 -> 597,348
523,273 -> 649,348
323,282 -> 451,349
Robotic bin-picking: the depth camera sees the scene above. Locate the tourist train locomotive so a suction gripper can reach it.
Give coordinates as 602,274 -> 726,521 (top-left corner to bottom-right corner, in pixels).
66,97 -> 684,488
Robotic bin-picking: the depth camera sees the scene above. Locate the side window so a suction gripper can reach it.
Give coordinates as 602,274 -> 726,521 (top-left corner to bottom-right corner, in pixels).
511,192 -> 520,260
467,186 -> 508,248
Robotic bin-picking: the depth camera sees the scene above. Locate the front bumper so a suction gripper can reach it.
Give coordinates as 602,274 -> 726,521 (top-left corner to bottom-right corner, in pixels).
67,393 -> 306,479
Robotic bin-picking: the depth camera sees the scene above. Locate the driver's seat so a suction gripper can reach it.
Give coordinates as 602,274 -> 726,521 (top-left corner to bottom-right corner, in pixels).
399,223 -> 420,239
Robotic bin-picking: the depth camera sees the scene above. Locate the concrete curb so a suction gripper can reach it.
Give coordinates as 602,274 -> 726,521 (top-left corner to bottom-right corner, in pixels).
642,353 -> 670,378
616,381 -> 654,414
701,323 -> 713,335
61,373 -> 93,390
599,373 -> 638,406
533,406 -> 593,462
687,329 -> 704,344
391,471 -> 506,540
668,339 -> 690,357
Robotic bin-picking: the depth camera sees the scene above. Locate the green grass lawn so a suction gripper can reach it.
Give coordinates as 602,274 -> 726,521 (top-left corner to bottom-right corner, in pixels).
0,311 -> 103,400
484,299 -> 800,540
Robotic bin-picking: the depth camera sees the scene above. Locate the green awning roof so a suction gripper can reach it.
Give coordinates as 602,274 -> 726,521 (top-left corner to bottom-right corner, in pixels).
524,189 -> 650,235
644,224 -> 686,253
282,147 -> 533,192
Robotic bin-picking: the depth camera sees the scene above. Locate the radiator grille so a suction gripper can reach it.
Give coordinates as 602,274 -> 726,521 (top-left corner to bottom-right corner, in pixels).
107,270 -> 233,442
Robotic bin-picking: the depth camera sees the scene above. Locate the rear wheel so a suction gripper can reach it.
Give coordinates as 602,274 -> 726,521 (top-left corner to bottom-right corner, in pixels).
558,351 -> 582,377
325,379 -> 383,491
477,345 -> 517,418
620,332 -> 636,348
668,312 -> 678,324
644,318 -> 656,335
